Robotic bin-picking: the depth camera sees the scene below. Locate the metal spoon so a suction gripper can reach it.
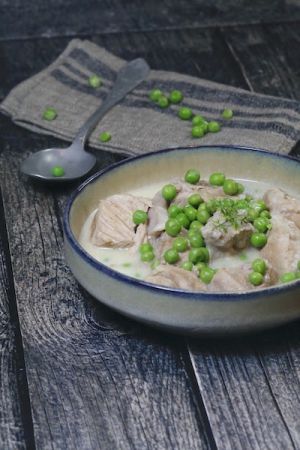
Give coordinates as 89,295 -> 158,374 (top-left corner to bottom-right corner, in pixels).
20,58 -> 150,181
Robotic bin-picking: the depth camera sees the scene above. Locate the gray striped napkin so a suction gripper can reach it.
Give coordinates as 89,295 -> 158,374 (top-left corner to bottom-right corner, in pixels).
1,38 -> 300,156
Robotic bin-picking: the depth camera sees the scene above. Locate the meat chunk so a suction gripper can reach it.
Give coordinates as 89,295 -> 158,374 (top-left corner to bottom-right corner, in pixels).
91,194 -> 151,248
261,214 -> 300,274
263,188 -> 300,228
145,265 -> 207,291
150,232 -> 174,260
147,191 -> 168,236
173,179 -> 226,207
201,211 -> 253,250
207,266 -> 277,292
207,266 -> 251,292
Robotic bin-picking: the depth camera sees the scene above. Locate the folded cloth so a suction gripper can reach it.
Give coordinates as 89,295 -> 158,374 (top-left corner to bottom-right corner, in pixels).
1,38 -> 300,156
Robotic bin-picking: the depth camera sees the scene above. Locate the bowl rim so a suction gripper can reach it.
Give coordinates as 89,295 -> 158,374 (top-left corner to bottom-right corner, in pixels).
63,144 -> 300,301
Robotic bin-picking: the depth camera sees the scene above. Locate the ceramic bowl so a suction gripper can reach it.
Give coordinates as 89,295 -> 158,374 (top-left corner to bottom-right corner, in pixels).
63,145 -> 300,335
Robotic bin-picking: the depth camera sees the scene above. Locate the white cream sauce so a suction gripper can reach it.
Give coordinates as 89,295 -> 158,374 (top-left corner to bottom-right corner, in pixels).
79,179 -> 271,278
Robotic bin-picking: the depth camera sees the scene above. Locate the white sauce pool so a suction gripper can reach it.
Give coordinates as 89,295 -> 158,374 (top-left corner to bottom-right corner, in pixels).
79,179 -> 271,278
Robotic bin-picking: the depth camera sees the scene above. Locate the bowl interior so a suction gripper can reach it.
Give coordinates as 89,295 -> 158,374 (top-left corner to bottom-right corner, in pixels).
69,146 -> 300,242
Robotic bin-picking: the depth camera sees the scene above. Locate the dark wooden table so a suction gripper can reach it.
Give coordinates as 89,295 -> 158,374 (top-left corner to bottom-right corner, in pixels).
1,2 -> 300,449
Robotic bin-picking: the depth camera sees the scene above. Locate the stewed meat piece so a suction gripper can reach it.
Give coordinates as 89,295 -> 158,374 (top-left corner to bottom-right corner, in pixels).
91,194 -> 151,248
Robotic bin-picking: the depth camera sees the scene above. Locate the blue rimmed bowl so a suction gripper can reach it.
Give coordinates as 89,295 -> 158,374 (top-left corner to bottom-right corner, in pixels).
63,145 -> 300,335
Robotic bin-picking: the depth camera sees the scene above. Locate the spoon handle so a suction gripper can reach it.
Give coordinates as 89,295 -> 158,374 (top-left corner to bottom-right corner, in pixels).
74,58 -> 150,146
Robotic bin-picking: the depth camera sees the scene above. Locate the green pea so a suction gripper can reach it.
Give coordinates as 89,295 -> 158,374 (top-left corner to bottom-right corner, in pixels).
197,209 -> 210,224
169,90 -> 183,104
141,251 -> 155,262
185,169 -> 200,184
149,89 -> 163,102
189,233 -> 205,248
250,232 -> 267,248
189,248 -> 209,264
205,199 -> 218,214
51,166 -> 65,177
133,210 -> 148,225
189,220 -> 203,232
42,107 -> 57,121
251,200 -> 267,213
178,107 -> 193,120
164,248 -> 180,264
139,242 -> 153,253
195,262 -> 207,274
99,131 -> 111,142
248,271 -> 264,286
187,229 -> 198,239
162,184 -> 177,201
192,115 -> 205,126
251,258 -> 267,275
237,183 -> 245,194
181,261 -> 193,271
209,172 -> 225,186
208,121 -> 221,132
260,210 -> 271,219
199,267 -> 215,284
88,75 -> 102,88
173,237 -> 189,252
247,208 -> 260,222
198,202 -> 209,211
183,205 -> 198,222
253,218 -> 269,233
168,204 -> 182,218
188,193 -> 203,208
280,272 -> 297,283
176,212 -> 190,229
191,126 -> 205,138
158,96 -> 169,108
201,121 -> 209,133
165,218 -> 182,237
223,179 -> 239,195
221,108 -> 233,119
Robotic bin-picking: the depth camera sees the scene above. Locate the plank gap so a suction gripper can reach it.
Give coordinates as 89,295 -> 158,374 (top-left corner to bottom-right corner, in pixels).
182,343 -> 218,450
0,189 -> 36,450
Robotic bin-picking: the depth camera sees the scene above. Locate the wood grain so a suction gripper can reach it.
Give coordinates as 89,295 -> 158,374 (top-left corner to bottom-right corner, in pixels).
189,333 -> 300,450
0,136 -> 211,449
221,23 -> 300,99
0,193 -> 26,449
2,0 -> 300,41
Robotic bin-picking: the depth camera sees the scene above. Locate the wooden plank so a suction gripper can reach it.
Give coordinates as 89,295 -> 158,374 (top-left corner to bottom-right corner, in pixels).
0,120 -> 212,449
189,334 -> 300,450
221,23 -> 300,99
2,0 -> 300,41
221,22 -> 300,158
0,193 -> 27,449
187,22 -> 300,450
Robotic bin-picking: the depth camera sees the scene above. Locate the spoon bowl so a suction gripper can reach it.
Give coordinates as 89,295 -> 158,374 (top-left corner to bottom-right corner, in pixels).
20,145 -> 97,181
